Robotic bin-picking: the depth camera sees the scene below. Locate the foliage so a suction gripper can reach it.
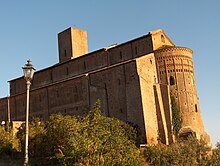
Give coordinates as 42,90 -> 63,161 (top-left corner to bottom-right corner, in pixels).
17,100 -> 140,165
210,142 -> 220,165
73,100 -> 139,166
0,125 -> 14,157
16,117 -> 45,159
170,95 -> 182,135
0,123 -> 21,157
142,135 -> 212,166
7,100 -> 220,165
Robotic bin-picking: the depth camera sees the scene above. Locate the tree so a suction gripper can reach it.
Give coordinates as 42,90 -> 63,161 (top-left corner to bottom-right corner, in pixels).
18,100 -> 140,165
74,100 -> 140,165
0,125 -> 13,157
0,123 -> 20,162
142,135 -> 211,165
210,142 -> 220,165
16,117 -> 45,158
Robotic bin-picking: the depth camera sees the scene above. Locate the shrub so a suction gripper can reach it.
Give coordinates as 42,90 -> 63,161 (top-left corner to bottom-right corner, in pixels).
0,125 -> 13,157
17,100 -> 140,165
143,136 -> 211,166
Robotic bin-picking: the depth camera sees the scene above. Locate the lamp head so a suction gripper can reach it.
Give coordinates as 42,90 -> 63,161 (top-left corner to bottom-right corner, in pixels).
22,59 -> 36,82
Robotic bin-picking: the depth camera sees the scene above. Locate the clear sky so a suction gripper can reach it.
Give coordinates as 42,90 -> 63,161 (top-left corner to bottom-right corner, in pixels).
0,1 -> 219,146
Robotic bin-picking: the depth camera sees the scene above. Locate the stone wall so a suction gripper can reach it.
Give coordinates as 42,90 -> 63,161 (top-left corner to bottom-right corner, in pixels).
155,46 -> 205,136
0,97 -> 8,122
0,28 -> 208,144
9,34 -> 153,96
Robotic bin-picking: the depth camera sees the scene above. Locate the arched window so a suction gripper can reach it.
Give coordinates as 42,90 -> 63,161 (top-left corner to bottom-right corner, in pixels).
170,76 -> 175,85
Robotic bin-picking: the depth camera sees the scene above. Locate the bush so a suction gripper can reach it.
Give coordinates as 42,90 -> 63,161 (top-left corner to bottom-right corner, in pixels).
17,100 -> 140,165
16,117 -> 45,158
0,125 -> 17,157
210,142 -> 220,165
143,136 -> 211,166
0,126 -> 12,156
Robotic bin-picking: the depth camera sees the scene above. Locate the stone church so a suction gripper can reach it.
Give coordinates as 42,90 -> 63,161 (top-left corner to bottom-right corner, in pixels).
0,27 -> 209,144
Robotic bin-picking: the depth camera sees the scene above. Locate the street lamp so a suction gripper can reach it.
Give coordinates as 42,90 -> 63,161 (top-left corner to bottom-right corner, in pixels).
22,59 -> 35,166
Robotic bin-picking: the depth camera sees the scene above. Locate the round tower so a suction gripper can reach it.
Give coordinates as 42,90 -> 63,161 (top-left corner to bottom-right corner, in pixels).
154,46 -> 206,138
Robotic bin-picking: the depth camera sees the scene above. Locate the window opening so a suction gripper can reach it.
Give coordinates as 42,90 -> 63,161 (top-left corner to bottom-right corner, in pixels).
161,34 -> 165,43
119,51 -> 122,59
84,61 -> 86,70
195,104 -> 198,112
170,76 -> 175,85
66,67 -> 69,75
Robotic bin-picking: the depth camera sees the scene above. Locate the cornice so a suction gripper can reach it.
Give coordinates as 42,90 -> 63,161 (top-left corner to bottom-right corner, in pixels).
155,46 -> 193,54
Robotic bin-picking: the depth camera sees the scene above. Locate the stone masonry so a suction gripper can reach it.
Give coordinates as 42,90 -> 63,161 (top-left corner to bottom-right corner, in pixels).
0,27 -> 209,144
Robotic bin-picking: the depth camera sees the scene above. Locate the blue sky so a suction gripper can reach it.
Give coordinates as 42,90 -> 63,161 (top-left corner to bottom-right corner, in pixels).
0,1 -> 219,146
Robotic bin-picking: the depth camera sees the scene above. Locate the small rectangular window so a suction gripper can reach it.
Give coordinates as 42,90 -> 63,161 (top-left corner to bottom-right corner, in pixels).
119,51 -> 122,59
50,72 -> 53,81
84,62 -> 86,70
195,104 -> 198,112
66,67 -> 69,75
64,50 -> 67,57
170,76 -> 175,85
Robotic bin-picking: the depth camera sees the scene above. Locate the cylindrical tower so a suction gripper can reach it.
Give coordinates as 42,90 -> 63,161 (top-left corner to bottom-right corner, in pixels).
154,46 -> 205,138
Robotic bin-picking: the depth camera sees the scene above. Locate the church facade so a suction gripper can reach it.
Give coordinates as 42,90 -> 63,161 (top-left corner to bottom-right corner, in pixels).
0,27 -> 209,144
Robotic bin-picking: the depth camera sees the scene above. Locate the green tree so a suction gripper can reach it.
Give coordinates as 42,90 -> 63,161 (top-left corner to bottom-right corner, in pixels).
0,125 -> 13,157
19,100 -> 140,165
210,142 -> 220,165
142,135 -> 211,166
75,100 -> 139,165
0,123 -> 20,164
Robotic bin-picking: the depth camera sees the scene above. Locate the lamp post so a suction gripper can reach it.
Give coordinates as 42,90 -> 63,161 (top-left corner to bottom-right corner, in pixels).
22,59 -> 35,166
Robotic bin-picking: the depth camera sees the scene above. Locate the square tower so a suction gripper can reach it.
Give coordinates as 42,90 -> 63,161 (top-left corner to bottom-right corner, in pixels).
58,27 -> 88,63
